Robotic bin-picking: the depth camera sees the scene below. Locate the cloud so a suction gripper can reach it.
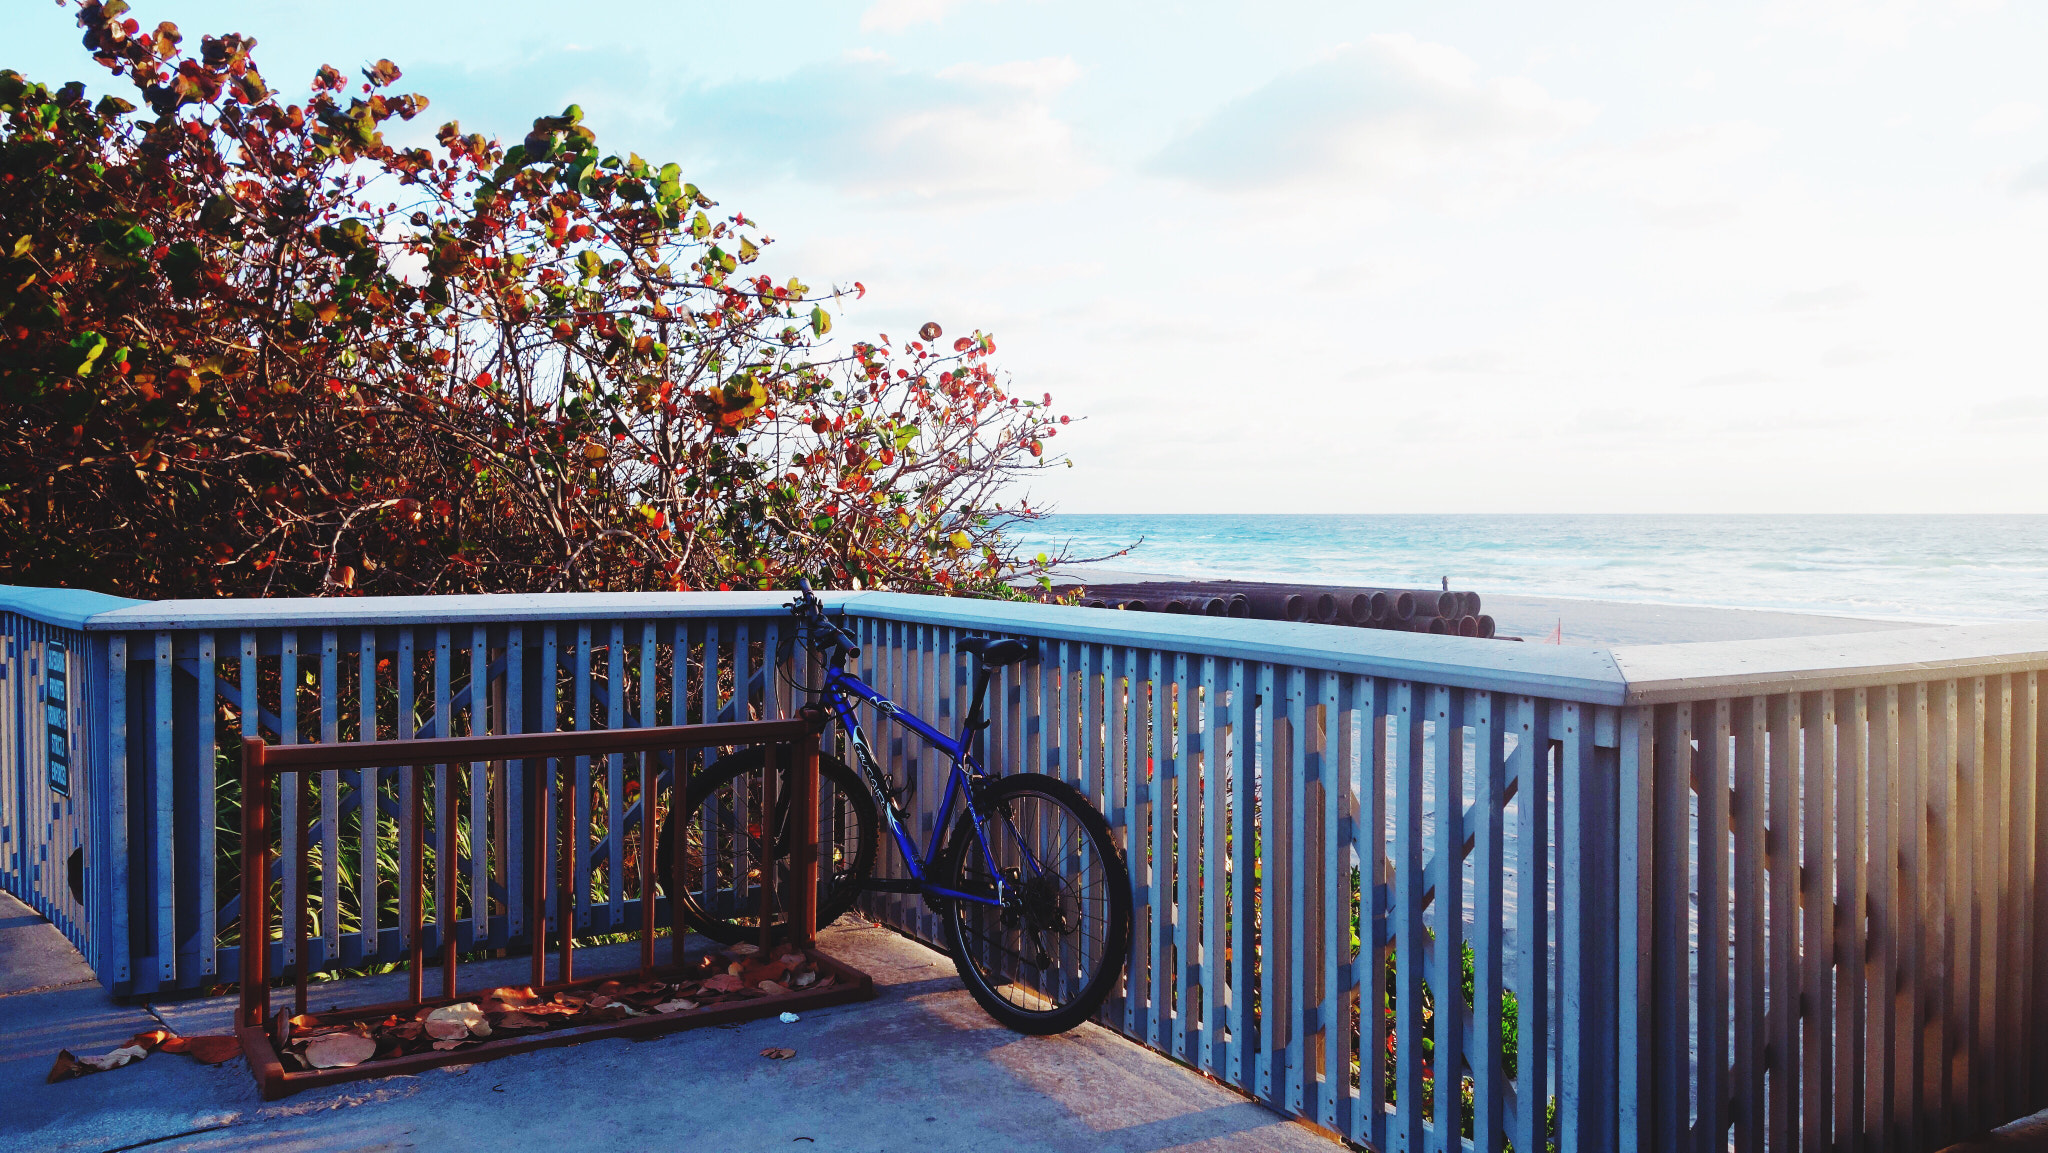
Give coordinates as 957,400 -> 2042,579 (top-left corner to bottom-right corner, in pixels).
1973,395 -> 2048,423
1146,35 -> 1596,195
1765,0 -> 2005,48
1636,200 -> 1741,228
1691,368 -> 1776,388
860,0 -> 981,33
1346,350 -> 1512,381
2013,157 -> 2048,195
1974,101 -> 2041,136
1823,344 -> 1887,366
1775,283 -> 1865,312
676,54 -> 1095,205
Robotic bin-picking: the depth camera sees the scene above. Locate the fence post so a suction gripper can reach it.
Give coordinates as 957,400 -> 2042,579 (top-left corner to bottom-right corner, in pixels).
1560,702 -> 1621,1152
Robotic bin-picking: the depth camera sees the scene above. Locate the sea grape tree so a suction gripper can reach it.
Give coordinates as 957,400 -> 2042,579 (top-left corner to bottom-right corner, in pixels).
0,0 -> 1073,597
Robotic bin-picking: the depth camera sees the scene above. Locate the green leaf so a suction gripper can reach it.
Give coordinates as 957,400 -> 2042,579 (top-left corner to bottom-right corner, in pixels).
689,211 -> 710,240
738,237 -> 758,263
576,249 -> 601,281
9,234 -> 30,258
810,307 -> 831,336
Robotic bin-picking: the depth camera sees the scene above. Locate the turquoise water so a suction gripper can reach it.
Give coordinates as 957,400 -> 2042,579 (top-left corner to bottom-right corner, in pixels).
1011,514 -> 2048,624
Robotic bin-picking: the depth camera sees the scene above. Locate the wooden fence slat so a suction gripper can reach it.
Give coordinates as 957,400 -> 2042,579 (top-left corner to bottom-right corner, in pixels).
1929,679 -> 1957,1140
235,632 -> 255,980
1977,676 -> 2007,1131
1317,671 -> 1350,1137
506,625 -> 524,940
1150,650 -> 1172,1054
2013,673 -> 2041,1113
1903,681 -> 1933,1149
1462,690 -> 1503,1152
2030,672 -> 2048,1109
1733,695 -> 1766,1153
1174,653 -> 1196,1063
358,629 -> 379,960
396,630 -> 415,954
194,631 -> 216,976
1698,700 -> 1733,1153
1428,683 -> 1464,1153
1510,695 -> 1551,1153
320,628 -> 340,959
279,630 -> 299,975
1948,678 -> 1979,1135
1228,658 -> 1255,1091
607,621 -> 626,927
1199,655 -> 1225,1076
1283,666 -> 1307,1117
1801,690 -> 1836,1153
434,627 -> 454,949
1868,685 -> 1900,1151
1357,676 -> 1389,1153
1651,703 -> 1691,1151
1394,679 -> 1426,1153
1124,647 -> 1146,1038
472,625 -> 491,938
1254,660 -> 1279,1102
1766,692 -> 1801,1149
1834,689 -> 1867,1153
151,631 -> 175,983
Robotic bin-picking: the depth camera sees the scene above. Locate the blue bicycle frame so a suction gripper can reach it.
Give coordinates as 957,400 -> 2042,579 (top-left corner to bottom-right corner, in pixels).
816,659 -> 1025,910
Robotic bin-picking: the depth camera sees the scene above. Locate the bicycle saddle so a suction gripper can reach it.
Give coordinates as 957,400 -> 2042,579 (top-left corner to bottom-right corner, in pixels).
959,636 -> 1034,668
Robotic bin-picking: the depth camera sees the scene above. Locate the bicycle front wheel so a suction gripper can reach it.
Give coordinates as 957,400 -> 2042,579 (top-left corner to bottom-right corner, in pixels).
936,773 -> 1133,1035
656,745 -> 879,944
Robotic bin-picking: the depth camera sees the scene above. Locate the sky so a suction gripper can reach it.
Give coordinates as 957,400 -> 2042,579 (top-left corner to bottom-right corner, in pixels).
12,0 -> 2048,513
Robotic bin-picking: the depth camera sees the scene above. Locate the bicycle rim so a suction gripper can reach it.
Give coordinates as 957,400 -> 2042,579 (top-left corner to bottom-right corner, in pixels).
946,783 -> 1124,1022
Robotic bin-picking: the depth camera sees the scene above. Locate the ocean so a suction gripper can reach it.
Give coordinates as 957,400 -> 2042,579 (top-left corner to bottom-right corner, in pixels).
1011,514 -> 2048,624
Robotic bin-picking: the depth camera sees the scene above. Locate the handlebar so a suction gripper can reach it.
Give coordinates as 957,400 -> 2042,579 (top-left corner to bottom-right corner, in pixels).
786,578 -> 859,660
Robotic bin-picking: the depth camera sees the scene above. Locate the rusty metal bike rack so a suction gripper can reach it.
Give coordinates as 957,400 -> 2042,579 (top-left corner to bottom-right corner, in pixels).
235,717 -> 872,1099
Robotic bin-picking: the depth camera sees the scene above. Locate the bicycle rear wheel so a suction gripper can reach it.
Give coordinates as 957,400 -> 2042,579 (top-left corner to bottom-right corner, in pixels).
656,745 -> 879,944
936,773 -> 1133,1035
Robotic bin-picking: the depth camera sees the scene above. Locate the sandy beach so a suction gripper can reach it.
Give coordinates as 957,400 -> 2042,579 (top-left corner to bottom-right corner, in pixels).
1048,564 -> 1925,647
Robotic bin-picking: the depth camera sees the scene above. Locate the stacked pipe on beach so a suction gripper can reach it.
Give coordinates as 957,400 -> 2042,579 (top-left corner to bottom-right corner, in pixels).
1056,580 -> 1499,638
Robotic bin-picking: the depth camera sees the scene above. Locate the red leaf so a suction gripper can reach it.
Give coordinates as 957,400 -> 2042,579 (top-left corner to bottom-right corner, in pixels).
161,1034 -> 243,1065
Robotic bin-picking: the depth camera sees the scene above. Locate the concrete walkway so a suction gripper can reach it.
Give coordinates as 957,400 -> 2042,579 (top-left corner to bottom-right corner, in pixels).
1,891 -> 1342,1153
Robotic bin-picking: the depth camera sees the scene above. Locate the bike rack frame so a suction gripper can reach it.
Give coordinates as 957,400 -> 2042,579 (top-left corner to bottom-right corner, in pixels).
235,717 -> 873,1099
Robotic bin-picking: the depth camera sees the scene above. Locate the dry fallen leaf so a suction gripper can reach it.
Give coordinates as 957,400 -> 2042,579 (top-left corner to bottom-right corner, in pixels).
45,1037 -> 153,1084
757,980 -> 790,996
776,953 -> 806,968
495,1011 -> 548,1029
652,999 -> 699,1014
424,1019 -> 471,1041
161,1035 -> 243,1065
431,1039 -> 472,1051
761,1047 -> 796,1060
728,942 -> 760,957
702,974 -> 744,993
304,1033 -> 378,1069
791,971 -> 818,989
425,1002 -> 491,1038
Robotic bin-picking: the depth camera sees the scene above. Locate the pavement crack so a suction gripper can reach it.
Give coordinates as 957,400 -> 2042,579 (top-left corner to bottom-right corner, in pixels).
98,1122 -> 238,1153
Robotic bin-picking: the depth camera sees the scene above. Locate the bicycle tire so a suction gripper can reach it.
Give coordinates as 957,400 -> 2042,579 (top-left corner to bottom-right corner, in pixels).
656,746 -> 880,944
935,773 -> 1133,1035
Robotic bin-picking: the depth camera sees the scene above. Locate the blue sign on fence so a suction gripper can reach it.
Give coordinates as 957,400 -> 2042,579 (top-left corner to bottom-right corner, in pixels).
45,645 -> 68,797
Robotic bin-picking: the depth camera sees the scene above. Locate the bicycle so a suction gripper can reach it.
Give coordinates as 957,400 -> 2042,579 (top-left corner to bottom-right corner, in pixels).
657,580 -> 1133,1034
